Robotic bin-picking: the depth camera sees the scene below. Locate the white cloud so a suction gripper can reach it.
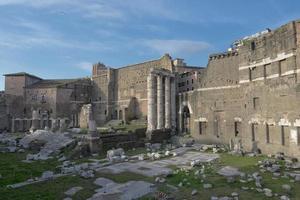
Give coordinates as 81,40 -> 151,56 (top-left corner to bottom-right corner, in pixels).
0,0 -> 124,19
76,62 -> 93,71
0,19 -> 110,51
143,39 -> 211,55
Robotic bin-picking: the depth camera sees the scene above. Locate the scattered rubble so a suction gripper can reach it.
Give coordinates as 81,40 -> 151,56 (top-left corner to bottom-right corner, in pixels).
88,178 -> 155,200
64,186 -> 83,196
20,130 -> 74,161
218,166 -> 242,177
107,148 -> 127,163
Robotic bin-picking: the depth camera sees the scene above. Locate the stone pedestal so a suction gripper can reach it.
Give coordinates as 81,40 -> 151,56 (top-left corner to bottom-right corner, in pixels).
87,120 -> 102,154
87,135 -> 102,154
51,119 -> 59,132
59,118 -> 68,133
30,110 -> 40,133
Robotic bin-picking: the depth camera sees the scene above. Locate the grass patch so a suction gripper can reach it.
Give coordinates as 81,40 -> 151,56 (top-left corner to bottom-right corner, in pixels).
0,151 -> 61,187
126,147 -> 147,156
0,175 -> 97,200
162,153 -> 300,200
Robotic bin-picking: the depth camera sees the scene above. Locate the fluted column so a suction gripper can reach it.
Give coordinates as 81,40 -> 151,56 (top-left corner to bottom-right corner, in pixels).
165,76 -> 171,129
147,73 -> 156,131
170,77 -> 176,130
157,74 -> 164,129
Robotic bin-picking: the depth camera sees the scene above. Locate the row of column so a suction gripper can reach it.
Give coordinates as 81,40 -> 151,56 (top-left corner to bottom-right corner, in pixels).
147,72 -> 176,131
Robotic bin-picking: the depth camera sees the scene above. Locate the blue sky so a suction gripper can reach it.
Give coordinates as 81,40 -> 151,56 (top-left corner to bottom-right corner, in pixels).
0,0 -> 299,90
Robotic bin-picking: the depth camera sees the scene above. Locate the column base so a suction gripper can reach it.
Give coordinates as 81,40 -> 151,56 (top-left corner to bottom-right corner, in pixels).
86,135 -> 102,154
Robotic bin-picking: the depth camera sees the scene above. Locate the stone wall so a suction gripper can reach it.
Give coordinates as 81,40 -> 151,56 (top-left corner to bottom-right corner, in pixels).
92,54 -> 174,126
182,19 -> 300,158
0,92 -> 8,131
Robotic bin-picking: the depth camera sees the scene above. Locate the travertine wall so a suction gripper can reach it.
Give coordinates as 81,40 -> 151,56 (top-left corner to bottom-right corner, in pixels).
5,74 -> 41,118
92,54 -> 174,126
183,20 -> 300,158
0,92 -> 8,131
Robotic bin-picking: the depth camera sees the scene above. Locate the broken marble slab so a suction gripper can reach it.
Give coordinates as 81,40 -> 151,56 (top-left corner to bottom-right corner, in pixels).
64,186 -> 83,196
20,130 -> 74,161
218,166 -> 242,177
97,161 -> 173,177
89,178 -> 155,200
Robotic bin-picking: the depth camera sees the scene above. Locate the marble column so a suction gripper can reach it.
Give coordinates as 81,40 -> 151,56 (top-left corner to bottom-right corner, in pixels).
157,74 -> 164,129
147,73 -> 156,131
170,77 -> 176,130
165,76 -> 171,129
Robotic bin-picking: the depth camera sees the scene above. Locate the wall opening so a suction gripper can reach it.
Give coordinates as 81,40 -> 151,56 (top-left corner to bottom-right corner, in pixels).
234,121 -> 240,137
253,97 -> 259,110
251,41 -> 256,51
182,106 -> 190,133
297,127 -> 300,146
214,119 -> 219,137
119,110 -> 123,120
199,122 -> 206,135
281,126 -> 285,146
251,123 -> 256,141
266,124 -> 270,143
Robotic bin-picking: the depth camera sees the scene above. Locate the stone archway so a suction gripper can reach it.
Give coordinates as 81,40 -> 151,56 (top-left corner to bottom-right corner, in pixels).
182,106 -> 191,134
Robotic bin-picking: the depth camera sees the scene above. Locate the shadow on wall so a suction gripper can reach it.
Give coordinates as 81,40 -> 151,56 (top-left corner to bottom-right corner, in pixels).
127,97 -> 141,121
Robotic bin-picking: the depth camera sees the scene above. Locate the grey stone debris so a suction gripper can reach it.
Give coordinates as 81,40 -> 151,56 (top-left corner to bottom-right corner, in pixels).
41,171 -> 54,180
18,149 -> 25,153
263,188 -> 272,197
107,148 -> 126,163
79,170 -> 94,179
51,119 -> 59,132
241,186 -> 249,190
58,156 -> 67,162
155,177 -> 166,183
290,162 -> 300,169
282,184 -> 291,191
64,186 -> 83,196
138,154 -> 144,161
89,178 -> 155,200
20,130 -> 74,161
275,152 -> 285,160
280,195 -> 290,200
145,143 -> 162,152
203,183 -> 212,189
218,166 -> 242,177
59,118 -> 69,133
227,177 -> 235,183
231,192 -> 238,197
191,189 -> 198,196
295,174 -> 300,181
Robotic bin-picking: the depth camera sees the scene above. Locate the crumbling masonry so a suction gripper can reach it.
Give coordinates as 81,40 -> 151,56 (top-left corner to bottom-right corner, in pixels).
1,19 -> 300,158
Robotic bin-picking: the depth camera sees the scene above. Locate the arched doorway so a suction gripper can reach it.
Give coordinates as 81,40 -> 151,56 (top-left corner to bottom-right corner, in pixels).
182,106 -> 190,134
